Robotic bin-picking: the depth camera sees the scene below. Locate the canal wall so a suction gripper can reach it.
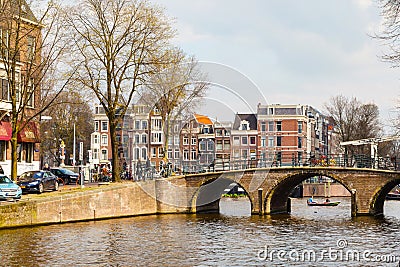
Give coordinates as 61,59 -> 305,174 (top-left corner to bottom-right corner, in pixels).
302,183 -> 351,197
0,180 -> 191,229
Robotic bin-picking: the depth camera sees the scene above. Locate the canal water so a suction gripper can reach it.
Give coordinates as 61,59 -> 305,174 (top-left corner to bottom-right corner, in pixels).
1,197 -> 400,266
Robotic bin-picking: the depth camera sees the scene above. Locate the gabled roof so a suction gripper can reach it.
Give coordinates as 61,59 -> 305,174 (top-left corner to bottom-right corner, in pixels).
4,0 -> 39,24
233,113 -> 257,130
194,114 -> 213,125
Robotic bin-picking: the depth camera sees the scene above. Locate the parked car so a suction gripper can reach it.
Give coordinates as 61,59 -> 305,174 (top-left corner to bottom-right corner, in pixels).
0,175 -> 22,200
17,170 -> 59,194
50,168 -> 79,185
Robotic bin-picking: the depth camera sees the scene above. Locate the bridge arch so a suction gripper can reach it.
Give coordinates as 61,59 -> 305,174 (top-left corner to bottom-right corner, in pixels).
370,178 -> 400,216
265,171 -> 352,214
191,176 -> 253,213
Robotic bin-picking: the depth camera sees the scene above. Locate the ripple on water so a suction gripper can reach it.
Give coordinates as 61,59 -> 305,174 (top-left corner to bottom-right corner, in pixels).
0,198 -> 399,266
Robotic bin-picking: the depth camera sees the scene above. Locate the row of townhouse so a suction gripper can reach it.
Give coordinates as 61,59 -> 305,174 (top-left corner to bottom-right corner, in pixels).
90,102 -> 338,174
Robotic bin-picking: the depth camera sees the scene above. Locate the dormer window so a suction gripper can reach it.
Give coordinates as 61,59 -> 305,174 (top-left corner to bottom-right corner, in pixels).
241,120 -> 249,130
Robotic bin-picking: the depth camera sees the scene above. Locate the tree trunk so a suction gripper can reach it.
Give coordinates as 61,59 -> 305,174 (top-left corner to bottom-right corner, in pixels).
109,116 -> 120,182
10,124 -> 18,181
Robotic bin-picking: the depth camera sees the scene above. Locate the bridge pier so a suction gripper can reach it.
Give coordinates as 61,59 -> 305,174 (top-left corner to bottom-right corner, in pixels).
258,188 -> 263,215
351,189 -> 357,217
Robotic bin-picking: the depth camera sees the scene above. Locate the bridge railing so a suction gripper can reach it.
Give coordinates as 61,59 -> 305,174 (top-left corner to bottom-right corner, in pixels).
176,153 -> 400,175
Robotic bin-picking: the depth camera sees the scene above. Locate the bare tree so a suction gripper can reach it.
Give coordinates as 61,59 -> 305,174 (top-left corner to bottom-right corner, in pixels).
41,91 -> 93,167
139,48 -> 208,161
325,95 -> 381,155
63,0 -> 175,181
0,0 -> 72,179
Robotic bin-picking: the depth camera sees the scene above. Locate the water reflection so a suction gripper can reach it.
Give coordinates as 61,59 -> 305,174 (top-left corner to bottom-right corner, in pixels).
0,198 -> 399,266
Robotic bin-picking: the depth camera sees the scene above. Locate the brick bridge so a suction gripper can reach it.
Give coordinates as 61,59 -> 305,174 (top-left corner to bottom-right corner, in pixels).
158,167 -> 400,216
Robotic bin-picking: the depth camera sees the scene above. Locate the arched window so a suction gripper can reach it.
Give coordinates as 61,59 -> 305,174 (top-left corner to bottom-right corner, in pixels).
134,147 -> 140,160
141,148 -> 147,160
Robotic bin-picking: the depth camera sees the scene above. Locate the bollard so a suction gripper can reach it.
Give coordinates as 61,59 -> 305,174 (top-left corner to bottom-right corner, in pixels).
351,189 -> 357,217
258,188 -> 263,215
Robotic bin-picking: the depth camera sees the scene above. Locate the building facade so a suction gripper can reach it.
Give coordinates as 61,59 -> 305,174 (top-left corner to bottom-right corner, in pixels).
0,0 -> 42,176
257,103 -> 329,166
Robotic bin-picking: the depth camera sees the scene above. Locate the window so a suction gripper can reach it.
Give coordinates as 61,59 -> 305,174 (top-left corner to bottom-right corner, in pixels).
0,27 -> 9,55
174,149 -> 180,159
142,120 -> 148,130
101,121 -> 108,131
158,147 -> 163,158
276,121 -> 282,131
298,137 -> 302,148
241,136 -> 248,145
241,149 -> 248,159
0,140 -> 7,161
191,150 -> 196,160
93,148 -> 99,160
1,78 -> 9,101
298,121 -> 303,133
151,147 -> 157,158
101,149 -> 108,160
268,137 -> 274,147
152,118 -> 162,131
151,132 -> 162,143
183,137 -> 189,145
199,141 -> 206,151
174,136 -> 179,145
27,36 -> 35,61
224,140 -> 230,150
233,136 -> 240,145
241,121 -> 249,130
142,148 -> 147,159
141,134 -> 147,144
216,129 -> 222,137
268,121 -> 274,131
134,148 -> 140,160
94,121 -> 99,132
168,149 -> 173,159
207,140 -> 214,151
101,134 -> 108,145
216,140 -> 223,150
191,138 -> 197,145
250,136 -> 256,145
135,120 -> 140,130
233,149 -> 240,159
93,134 -> 99,144
277,136 -> 282,146
261,122 -> 266,132
183,149 -> 189,160
26,78 -> 34,107
135,134 -> 140,144
298,152 -> 302,162
203,127 -> 209,134
261,136 -> 266,147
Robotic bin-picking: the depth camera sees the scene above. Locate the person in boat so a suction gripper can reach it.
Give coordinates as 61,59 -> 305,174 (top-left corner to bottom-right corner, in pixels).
308,197 -> 314,203
325,198 -> 330,203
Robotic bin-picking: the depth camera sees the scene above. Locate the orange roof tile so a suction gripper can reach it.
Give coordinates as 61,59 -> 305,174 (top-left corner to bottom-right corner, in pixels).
194,114 -> 213,125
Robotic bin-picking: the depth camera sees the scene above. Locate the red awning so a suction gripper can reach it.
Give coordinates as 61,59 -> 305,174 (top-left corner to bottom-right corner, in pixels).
0,122 -> 12,141
18,122 -> 40,143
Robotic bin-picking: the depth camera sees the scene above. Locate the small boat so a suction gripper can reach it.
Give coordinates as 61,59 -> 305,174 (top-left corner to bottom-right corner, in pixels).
307,198 -> 340,206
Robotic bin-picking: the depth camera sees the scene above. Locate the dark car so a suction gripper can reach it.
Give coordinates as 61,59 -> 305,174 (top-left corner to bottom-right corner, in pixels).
17,170 -> 59,194
50,168 -> 79,185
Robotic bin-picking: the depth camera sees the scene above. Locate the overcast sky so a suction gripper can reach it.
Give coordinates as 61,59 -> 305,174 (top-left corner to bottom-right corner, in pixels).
161,0 -> 400,129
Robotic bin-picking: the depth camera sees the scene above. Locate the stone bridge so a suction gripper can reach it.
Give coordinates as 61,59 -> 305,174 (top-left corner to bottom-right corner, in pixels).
158,167 -> 400,216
